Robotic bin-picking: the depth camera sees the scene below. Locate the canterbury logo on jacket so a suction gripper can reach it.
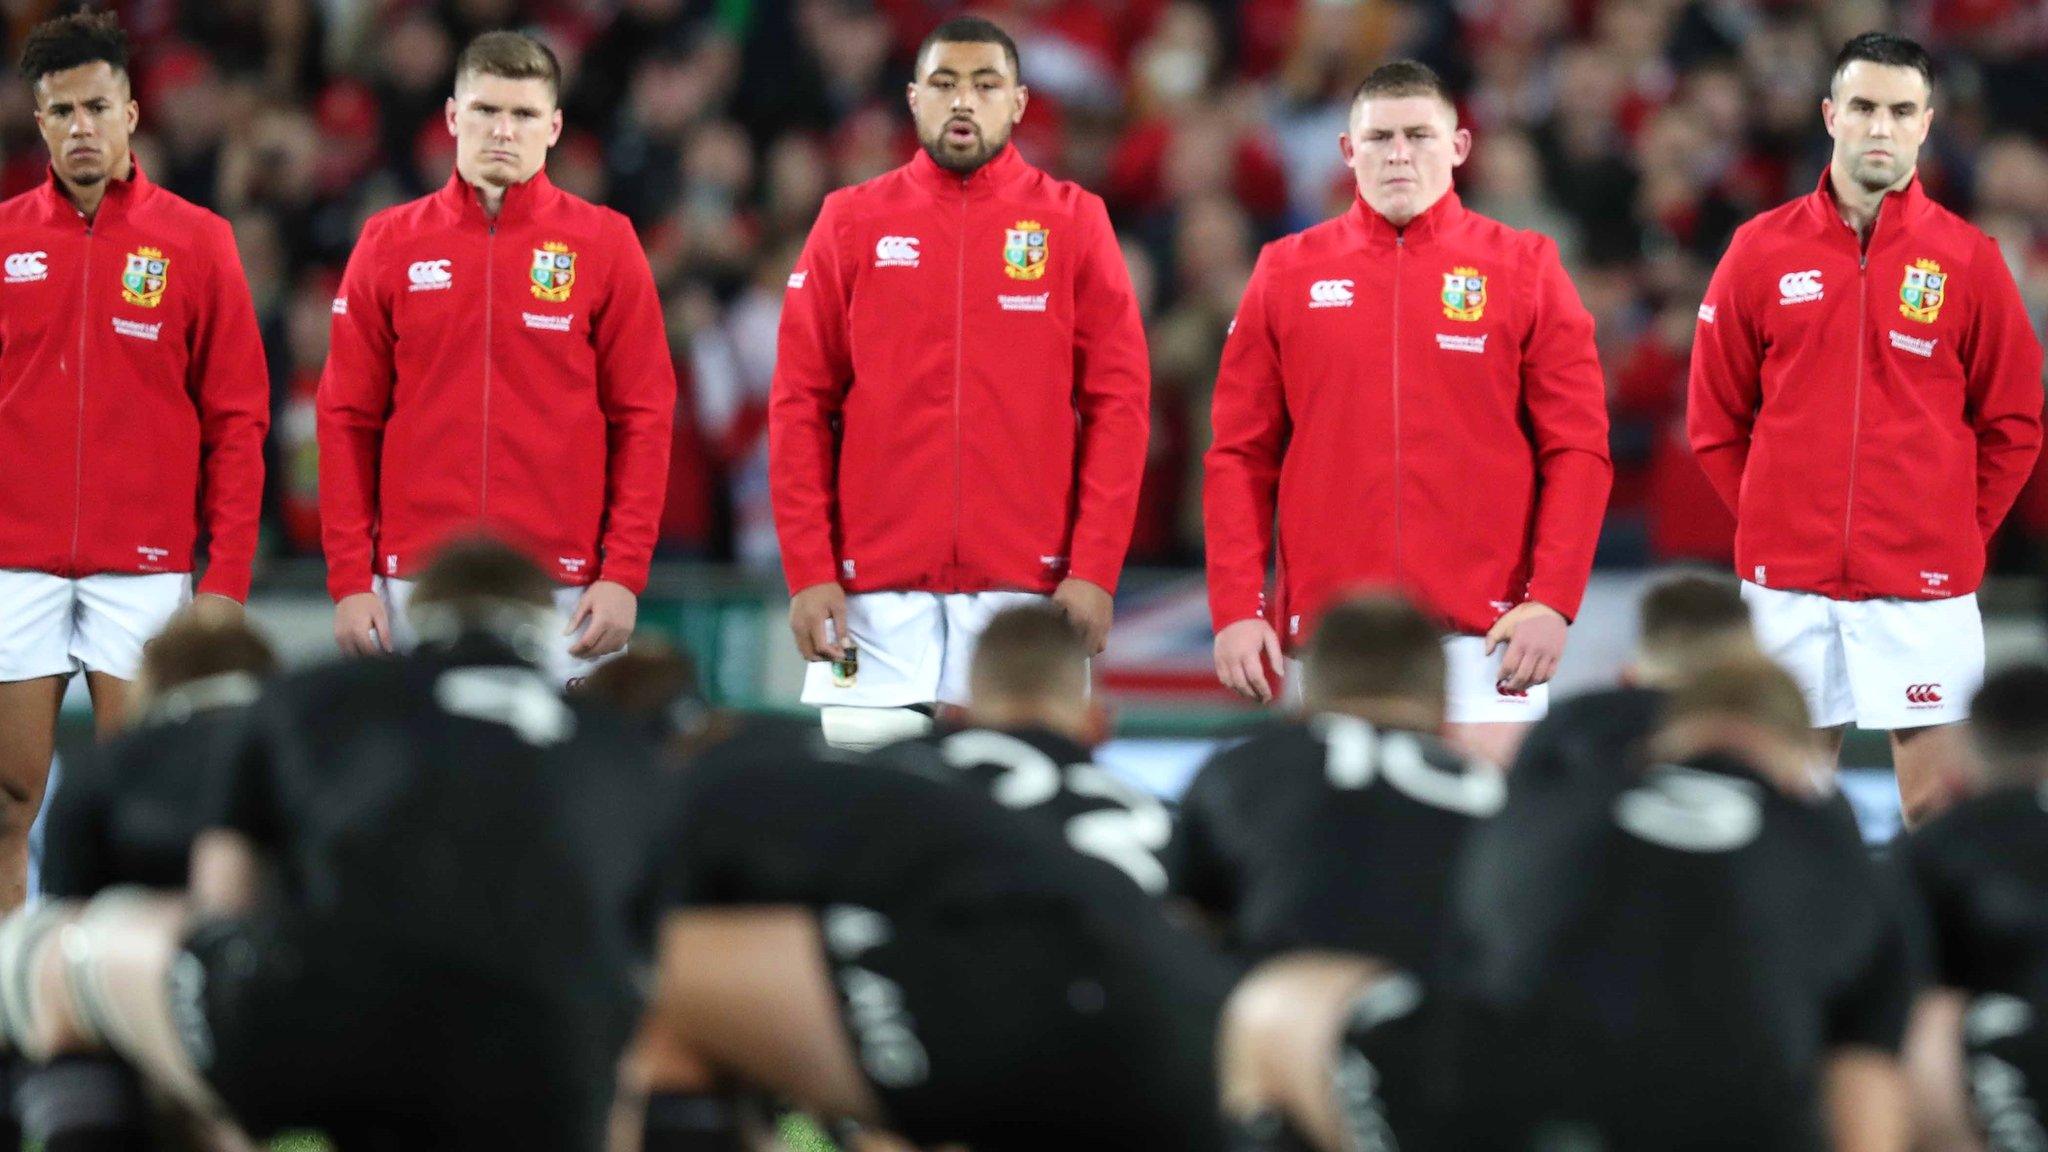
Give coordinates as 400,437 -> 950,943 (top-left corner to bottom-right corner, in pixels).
770,145 -> 1150,597
1205,191 -> 1612,643
1689,172 -> 2044,602
319,170 -> 677,600
0,165 -> 269,599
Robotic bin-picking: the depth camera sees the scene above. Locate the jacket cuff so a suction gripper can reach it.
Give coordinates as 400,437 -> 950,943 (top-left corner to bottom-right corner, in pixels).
598,557 -> 651,597
327,570 -> 375,603
196,565 -> 253,603
780,551 -> 841,596
1522,583 -> 1584,625
1064,561 -> 1121,596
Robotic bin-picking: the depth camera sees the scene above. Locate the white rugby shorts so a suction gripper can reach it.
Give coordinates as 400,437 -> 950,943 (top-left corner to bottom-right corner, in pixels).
1284,633 -> 1551,725
799,590 -> 1051,709
1741,581 -> 1981,730
0,570 -> 192,682
376,576 -> 621,690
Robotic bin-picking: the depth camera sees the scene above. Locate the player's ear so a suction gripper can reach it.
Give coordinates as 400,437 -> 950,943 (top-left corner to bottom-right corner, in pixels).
1012,84 -> 1027,123
1082,699 -> 1113,749
1450,125 -> 1473,166
445,96 -> 460,138
1338,131 -> 1356,164
548,107 -> 564,147
1820,97 -> 1837,137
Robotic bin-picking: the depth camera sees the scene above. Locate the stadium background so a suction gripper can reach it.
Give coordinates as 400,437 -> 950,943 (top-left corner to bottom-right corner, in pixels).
10,0 -> 2047,842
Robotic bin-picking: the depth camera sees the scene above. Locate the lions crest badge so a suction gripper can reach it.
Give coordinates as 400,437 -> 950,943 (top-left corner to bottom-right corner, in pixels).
1003,221 -> 1048,281
121,246 -> 168,308
1441,266 -> 1485,322
1899,259 -> 1945,324
531,242 -> 576,303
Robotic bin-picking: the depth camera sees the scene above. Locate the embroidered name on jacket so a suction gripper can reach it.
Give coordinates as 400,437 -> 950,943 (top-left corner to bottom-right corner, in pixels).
1436,333 -> 1487,354
522,312 -> 573,332
1889,330 -> 1937,358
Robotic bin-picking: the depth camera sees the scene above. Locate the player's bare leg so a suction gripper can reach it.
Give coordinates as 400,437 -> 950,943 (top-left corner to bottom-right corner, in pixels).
1891,723 -> 1973,828
1219,953 -> 1395,1152
1447,721 -> 1530,770
82,669 -> 139,738
1819,724 -> 1849,767
653,909 -> 892,1132
0,676 -> 66,909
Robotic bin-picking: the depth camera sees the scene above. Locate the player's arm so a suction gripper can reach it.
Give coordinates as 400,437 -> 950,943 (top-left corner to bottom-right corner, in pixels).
1162,757 -> 1239,938
1960,232 -> 2045,544
35,752 -> 111,901
1896,836 -> 1988,1151
1821,858 -> 1919,1152
1062,196 -> 1150,627
1686,229 -> 1766,515
186,218 -> 271,605
769,194 -> 855,598
189,699 -> 288,916
590,212 -> 678,598
1516,235 -> 1611,626
1204,250 -> 1289,700
317,221 -> 398,653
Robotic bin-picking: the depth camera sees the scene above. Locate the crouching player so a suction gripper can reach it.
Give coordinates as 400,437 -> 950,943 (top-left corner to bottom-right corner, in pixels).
0,540 -> 665,1150
1220,658 -> 1913,1152
639,722 -> 1235,1151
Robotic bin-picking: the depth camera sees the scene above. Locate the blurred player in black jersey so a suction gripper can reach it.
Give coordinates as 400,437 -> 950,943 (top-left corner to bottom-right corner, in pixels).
8,610 -> 275,1151
1900,663 -> 2048,1152
1169,593 -> 1505,967
1511,570 -> 1755,787
878,604 -> 1174,896
641,717 -> 1236,1152
1222,657 -> 1914,1152
0,539 -> 665,1151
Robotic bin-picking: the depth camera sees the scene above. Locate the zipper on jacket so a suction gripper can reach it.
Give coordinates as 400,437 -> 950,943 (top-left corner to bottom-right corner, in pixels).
951,192 -> 967,581
482,224 -> 495,521
1843,250 -> 1867,588
1391,235 -> 1404,582
69,222 -> 92,576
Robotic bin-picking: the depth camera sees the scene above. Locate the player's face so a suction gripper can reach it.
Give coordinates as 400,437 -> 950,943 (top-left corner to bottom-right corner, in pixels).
907,41 -> 1027,175
1823,62 -> 1932,194
34,62 -> 136,189
1341,95 -> 1471,226
447,73 -> 563,190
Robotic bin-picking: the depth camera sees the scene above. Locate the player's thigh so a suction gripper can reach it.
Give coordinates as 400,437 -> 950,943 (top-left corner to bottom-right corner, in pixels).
1220,954 -> 1394,1151
0,569 -> 78,684
1441,635 -> 1548,727
0,676 -> 66,801
653,907 -> 886,1127
936,591 -> 1050,706
1839,594 -> 1982,732
70,572 -> 190,682
800,592 -> 945,708
1741,582 -> 1855,728
50,890 -> 227,1118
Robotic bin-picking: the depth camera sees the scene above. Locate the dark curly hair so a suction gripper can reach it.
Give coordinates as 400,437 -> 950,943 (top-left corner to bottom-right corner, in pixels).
19,9 -> 130,88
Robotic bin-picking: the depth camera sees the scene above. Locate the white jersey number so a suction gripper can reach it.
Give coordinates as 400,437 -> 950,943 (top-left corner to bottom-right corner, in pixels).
434,668 -> 576,747
1315,714 -> 1505,817
939,730 -> 1173,895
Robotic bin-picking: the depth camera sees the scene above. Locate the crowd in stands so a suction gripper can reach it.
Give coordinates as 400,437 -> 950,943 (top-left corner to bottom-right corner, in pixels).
3,0 -> 2041,578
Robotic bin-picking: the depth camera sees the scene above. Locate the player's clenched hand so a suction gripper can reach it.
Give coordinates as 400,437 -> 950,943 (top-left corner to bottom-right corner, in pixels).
334,592 -> 392,656
1052,578 -> 1114,654
789,582 -> 848,662
568,580 -> 637,658
1214,618 -> 1284,704
1485,601 -> 1568,692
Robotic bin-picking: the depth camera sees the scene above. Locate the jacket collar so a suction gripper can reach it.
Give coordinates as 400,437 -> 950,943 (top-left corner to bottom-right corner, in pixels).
907,142 -> 1027,197
440,165 -> 558,229
41,157 -> 150,226
1808,166 -> 1929,243
1347,186 -> 1464,248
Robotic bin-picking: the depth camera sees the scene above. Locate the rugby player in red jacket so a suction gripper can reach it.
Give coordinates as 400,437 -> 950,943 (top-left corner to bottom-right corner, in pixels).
320,32 -> 676,688
771,17 -> 1149,749
1204,61 -> 1611,768
0,12 -> 268,909
1689,33 -> 2044,825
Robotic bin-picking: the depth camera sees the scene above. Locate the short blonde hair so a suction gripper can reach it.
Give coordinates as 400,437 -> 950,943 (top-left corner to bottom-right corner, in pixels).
455,31 -> 561,102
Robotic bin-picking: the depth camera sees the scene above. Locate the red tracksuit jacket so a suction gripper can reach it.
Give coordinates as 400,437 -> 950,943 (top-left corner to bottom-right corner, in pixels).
320,170 -> 676,600
1205,191 -> 1612,643
770,145 -> 1150,596
0,165 -> 268,600
1689,173 -> 2044,601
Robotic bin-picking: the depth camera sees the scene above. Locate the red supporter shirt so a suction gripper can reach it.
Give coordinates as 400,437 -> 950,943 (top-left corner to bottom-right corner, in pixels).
770,145 -> 1151,596
1688,172 -> 2044,601
1205,190 -> 1612,644
319,170 -> 677,600
0,165 -> 269,600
